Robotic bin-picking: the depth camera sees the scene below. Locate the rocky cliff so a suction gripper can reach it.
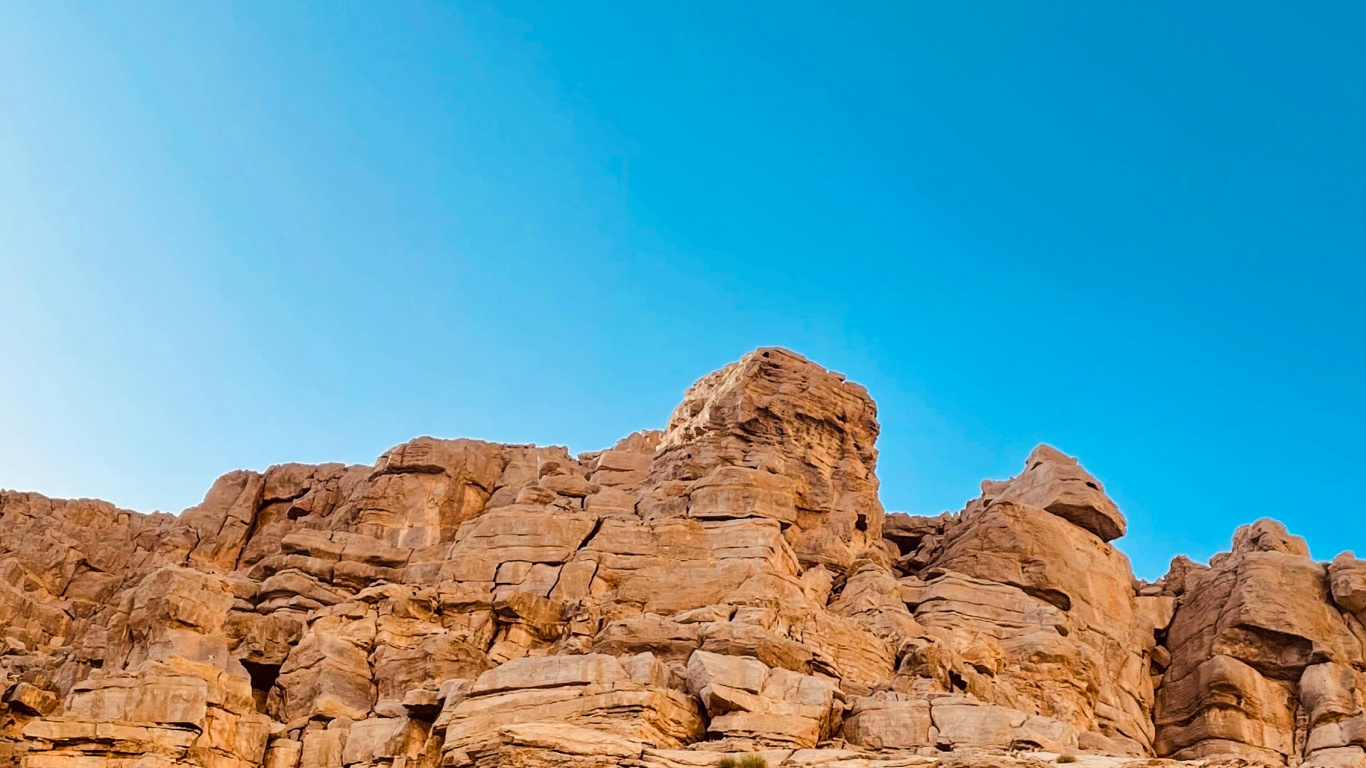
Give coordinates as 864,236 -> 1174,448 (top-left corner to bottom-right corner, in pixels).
2,348 -> 1364,768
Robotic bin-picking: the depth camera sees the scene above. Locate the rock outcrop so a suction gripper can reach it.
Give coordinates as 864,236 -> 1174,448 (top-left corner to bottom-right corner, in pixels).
0,347 -> 1358,768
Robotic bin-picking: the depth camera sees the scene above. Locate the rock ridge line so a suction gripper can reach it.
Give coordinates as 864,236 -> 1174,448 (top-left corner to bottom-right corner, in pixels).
2,347 -> 1363,768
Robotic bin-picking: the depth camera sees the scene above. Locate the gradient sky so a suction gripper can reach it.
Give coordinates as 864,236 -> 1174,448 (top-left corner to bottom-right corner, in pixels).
2,2 -> 1363,578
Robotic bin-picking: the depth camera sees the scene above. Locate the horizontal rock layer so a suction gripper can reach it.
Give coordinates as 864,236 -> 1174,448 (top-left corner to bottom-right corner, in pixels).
1,347 -> 1361,768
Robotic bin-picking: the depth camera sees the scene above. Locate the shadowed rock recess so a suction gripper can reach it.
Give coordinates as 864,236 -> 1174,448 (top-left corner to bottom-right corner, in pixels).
2,348 -> 1364,768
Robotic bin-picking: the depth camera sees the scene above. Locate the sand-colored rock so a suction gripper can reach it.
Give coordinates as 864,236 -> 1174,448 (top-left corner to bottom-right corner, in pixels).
643,348 -> 885,574
980,445 -> 1125,542
1330,553 -> 1366,616
1154,519 -> 1364,765
1,347 -> 1359,768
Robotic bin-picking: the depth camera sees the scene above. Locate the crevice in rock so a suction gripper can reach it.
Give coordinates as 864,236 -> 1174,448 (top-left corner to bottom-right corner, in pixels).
1017,585 -> 1073,613
576,516 -> 606,553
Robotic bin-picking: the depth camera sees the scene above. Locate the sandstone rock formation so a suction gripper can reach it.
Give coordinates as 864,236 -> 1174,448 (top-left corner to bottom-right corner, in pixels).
0,347 -> 1359,768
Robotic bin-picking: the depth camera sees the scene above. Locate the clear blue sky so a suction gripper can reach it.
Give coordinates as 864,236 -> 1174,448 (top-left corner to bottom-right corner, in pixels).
2,3 -> 1363,578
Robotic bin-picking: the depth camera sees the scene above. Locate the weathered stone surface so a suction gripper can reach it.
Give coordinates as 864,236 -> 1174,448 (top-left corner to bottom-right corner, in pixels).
930,696 -> 1078,752
1,347 -> 1358,768
643,348 -> 885,574
692,653 -> 843,749
912,490 -> 1152,752
981,445 -> 1125,542
1154,519 -> 1364,765
439,653 -> 705,764
842,693 -> 934,749
1330,553 -> 1366,616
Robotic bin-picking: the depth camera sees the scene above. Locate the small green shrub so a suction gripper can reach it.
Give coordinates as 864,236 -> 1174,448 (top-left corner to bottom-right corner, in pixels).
715,756 -> 767,768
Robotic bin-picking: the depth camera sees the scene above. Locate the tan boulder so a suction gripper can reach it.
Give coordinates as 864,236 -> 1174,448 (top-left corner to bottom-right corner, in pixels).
439,653 -> 704,763
5,681 -> 59,716
687,466 -> 799,525
592,614 -> 704,662
982,445 -> 1125,542
101,566 -> 236,670
1331,553 -> 1366,615
842,693 -> 935,749
930,696 -> 1078,752
687,650 -> 843,749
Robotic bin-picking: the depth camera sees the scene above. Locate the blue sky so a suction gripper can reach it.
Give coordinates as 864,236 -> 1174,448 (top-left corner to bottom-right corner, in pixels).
1,2 -> 1362,578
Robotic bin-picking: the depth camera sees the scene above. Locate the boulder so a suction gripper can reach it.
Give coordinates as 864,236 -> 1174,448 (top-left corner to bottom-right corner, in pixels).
439,653 -> 704,764
842,693 -> 935,749
981,444 -> 1125,542
1330,552 -> 1366,615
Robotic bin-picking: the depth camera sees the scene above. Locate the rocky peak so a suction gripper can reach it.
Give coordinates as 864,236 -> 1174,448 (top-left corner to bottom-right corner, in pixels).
1231,518 -> 1312,557
643,347 -> 884,572
980,444 -> 1125,542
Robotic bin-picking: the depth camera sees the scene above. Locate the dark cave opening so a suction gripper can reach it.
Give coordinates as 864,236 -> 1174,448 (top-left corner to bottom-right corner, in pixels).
948,670 -> 967,692
240,660 -> 281,714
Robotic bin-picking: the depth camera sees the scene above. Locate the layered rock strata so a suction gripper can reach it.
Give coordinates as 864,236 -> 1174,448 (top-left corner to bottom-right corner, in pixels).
0,347 -> 1360,768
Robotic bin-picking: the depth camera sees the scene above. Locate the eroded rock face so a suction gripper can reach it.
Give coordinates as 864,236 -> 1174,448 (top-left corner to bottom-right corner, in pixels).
0,347 -> 1356,768
644,347 -> 885,574
1153,519 -> 1365,766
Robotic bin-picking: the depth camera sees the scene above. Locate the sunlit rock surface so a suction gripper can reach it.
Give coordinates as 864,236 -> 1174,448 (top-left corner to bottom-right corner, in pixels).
1,347 -> 1359,768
